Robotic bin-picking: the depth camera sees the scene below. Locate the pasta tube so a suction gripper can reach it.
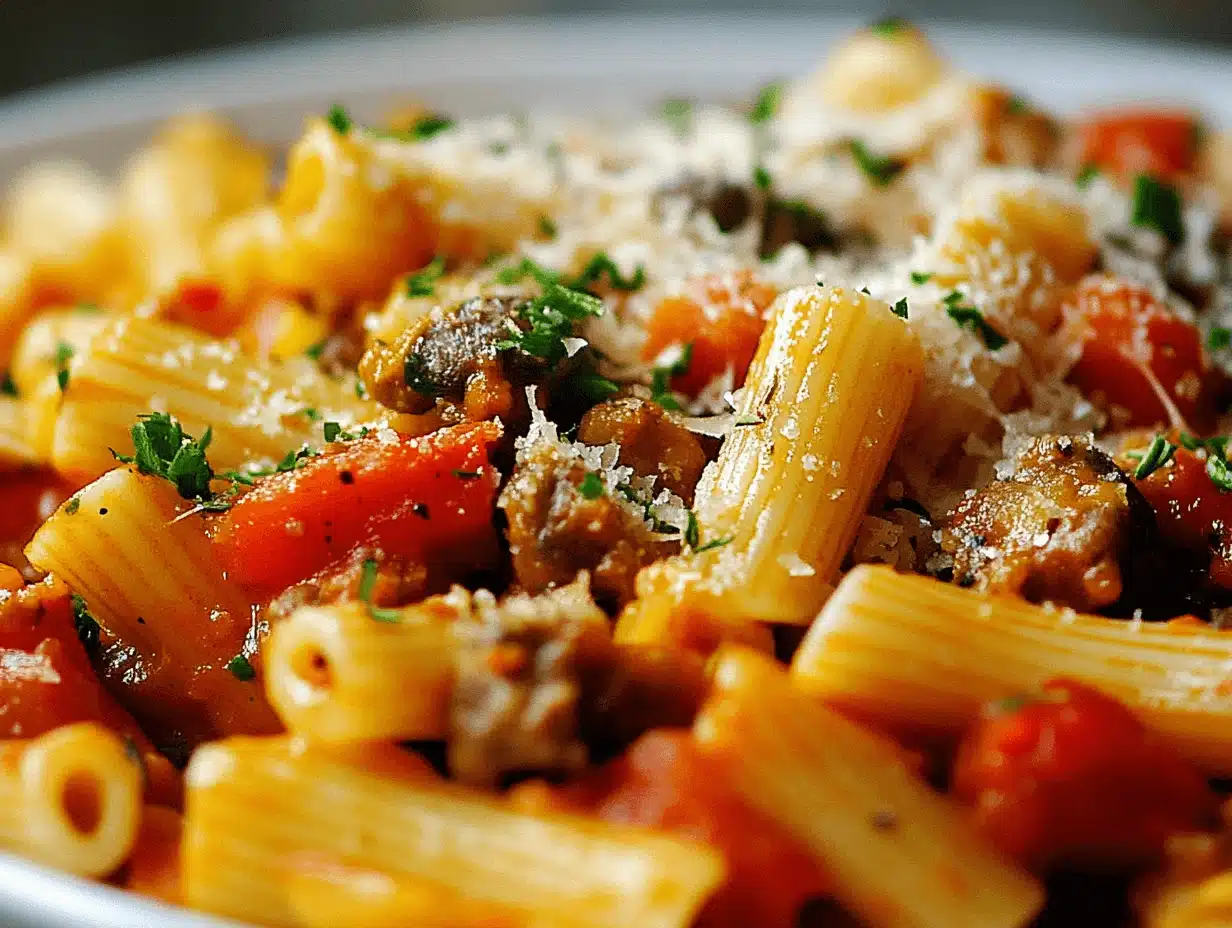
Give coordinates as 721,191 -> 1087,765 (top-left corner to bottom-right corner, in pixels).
0,723 -> 142,878
265,602 -> 456,743
792,565 -> 1232,773
25,466 -> 278,741
0,397 -> 40,469
183,736 -> 725,928
695,647 -> 1044,928
622,284 -> 923,634
48,315 -> 370,479
8,307 -> 108,396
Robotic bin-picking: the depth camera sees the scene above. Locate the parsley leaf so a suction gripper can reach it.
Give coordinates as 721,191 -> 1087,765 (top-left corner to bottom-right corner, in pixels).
495,257 -> 560,287
684,510 -> 700,549
304,340 -> 327,361
54,341 -> 73,392
537,216 -> 558,239
662,98 -> 693,136
694,536 -> 733,553
326,104 -> 352,134
496,284 -> 605,365
850,139 -> 905,186
753,165 -> 773,191
275,446 -> 317,473
1006,94 -> 1029,115
749,82 -> 783,124
569,359 -> 621,405
323,421 -> 345,443
65,497 -> 80,515
1,372 -> 17,397
1209,328 -> 1232,352
578,472 -> 605,500
404,352 -> 445,397
910,271 -> 933,285
569,253 -> 646,292
1208,452 -> 1232,492
406,256 -> 446,297
71,593 -> 100,656
869,15 -> 909,35
407,114 -> 454,141
1132,435 -> 1177,480
299,407 -> 321,422
891,297 -> 909,320
358,558 -> 379,602
650,343 -> 692,411
1130,174 -> 1185,245
226,654 -> 256,682
112,413 -> 217,502
944,293 -> 1007,350
1076,163 -> 1101,189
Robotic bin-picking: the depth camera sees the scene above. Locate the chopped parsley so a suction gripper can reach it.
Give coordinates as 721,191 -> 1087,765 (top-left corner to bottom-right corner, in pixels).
1208,453 -> 1232,492
869,15 -> 909,35
662,98 -> 693,136
358,558 -> 379,602
578,472 -> 605,500
0,372 -> 16,397
298,407 -> 321,421
570,252 -> 646,292
909,271 -> 933,285
684,510 -> 700,549
112,413 -> 217,502
326,104 -> 352,135
1131,435 -> 1177,480
226,654 -> 256,682
354,378 -> 369,400
304,340 -> 327,361
569,363 -> 620,405
64,497 -> 80,515
849,139 -> 905,187
749,82 -> 783,125
694,536 -> 734,553
54,341 -> 73,392
753,165 -> 773,191
650,343 -> 692,412
1209,328 -> 1232,352
71,594 -> 100,656
1076,163 -> 1101,189
275,446 -> 318,473
1130,174 -> 1185,245
323,421 -> 362,443
406,256 -> 446,297
496,283 -> 605,365
1005,94 -> 1029,115
406,114 -> 454,141
495,257 -> 560,287
537,215 -> 558,239
891,297 -> 909,320
1180,433 -> 1229,457
944,293 -> 1007,350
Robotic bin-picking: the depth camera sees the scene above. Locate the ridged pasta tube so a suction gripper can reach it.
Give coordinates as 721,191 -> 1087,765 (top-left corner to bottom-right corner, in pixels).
49,315 -> 370,479
265,602 -> 457,743
0,397 -> 40,469
622,284 -> 923,634
0,723 -> 142,877
183,736 -> 726,928
792,565 -> 1232,774
694,647 -> 1044,928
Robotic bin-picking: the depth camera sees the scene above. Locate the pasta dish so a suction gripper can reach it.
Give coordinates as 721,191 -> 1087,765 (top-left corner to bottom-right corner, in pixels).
3,19 -> 1232,927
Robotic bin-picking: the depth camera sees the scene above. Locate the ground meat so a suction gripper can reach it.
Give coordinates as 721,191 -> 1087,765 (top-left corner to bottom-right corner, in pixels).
448,581 -> 708,786
499,445 -> 677,610
577,397 -> 707,504
654,174 -> 837,257
941,435 -> 1186,617
358,295 -> 547,420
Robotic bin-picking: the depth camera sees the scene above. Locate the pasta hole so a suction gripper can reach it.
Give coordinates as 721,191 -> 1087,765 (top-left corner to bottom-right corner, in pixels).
61,772 -> 103,836
292,644 -> 333,692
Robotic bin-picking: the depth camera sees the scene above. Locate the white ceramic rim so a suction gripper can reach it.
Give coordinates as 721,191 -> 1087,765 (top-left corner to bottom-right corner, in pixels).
0,12 -> 1229,927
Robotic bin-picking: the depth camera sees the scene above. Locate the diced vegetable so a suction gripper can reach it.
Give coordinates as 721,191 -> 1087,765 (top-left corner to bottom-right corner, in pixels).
1078,108 -> 1201,180
642,271 -> 776,397
952,679 -> 1217,872
210,422 -> 502,599
1063,274 -> 1215,430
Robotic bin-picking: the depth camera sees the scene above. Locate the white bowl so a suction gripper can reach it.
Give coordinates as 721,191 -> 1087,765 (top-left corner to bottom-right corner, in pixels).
0,13 -> 1229,927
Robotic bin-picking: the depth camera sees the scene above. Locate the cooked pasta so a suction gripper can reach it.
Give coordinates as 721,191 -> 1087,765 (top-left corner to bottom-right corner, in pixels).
0,18 -> 1231,928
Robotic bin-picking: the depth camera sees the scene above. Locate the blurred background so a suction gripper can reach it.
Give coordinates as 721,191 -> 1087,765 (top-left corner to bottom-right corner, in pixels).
2,0 -> 1230,99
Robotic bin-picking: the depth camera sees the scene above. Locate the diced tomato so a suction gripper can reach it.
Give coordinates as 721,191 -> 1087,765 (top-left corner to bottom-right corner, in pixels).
520,730 -> 828,928
1125,440 -> 1232,588
209,423 -> 502,600
1078,108 -> 1201,180
642,270 -> 776,396
1063,274 -> 1215,430
952,679 -> 1217,872
162,278 -> 245,338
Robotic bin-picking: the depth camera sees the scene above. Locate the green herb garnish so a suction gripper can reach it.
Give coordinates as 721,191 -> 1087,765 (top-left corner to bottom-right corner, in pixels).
407,114 -> 454,141
578,472 -> 605,500
275,446 -> 318,473
850,139 -> 905,187
1132,435 -> 1177,480
326,104 -> 352,135
495,257 -> 560,287
1006,95 -> 1029,115
910,271 -> 933,285
1208,453 -> 1232,492
662,98 -> 693,136
753,165 -> 773,191
570,253 -> 646,292
65,497 -> 80,515
0,372 -> 17,397
684,510 -> 700,549
891,297 -> 909,320
112,413 -> 216,501
226,654 -> 256,682
54,341 -> 73,392
869,15 -> 909,35
1076,163 -> 1101,189
1130,174 -> 1185,245
944,293 -> 1007,350
496,284 -> 605,365
71,593 -> 100,656
299,407 -> 321,421
749,82 -> 783,124
537,216 -> 558,239
404,351 -> 444,397
304,340 -> 327,361
694,536 -> 733,553
650,343 -> 692,412
358,558 -> 379,602
1209,328 -> 1232,352
406,256 -> 446,298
